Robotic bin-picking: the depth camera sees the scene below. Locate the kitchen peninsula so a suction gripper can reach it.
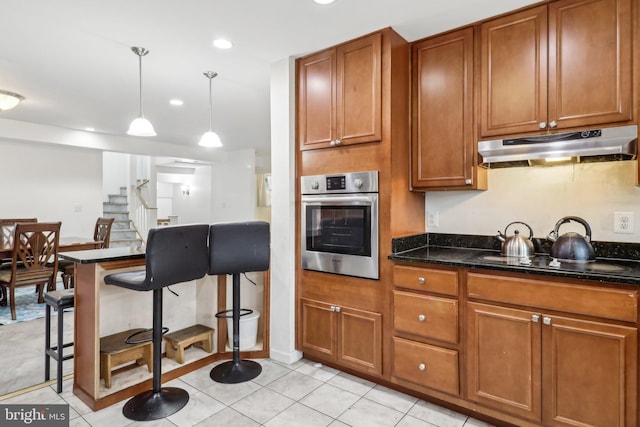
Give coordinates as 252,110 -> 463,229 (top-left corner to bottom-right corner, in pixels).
59,247 -> 269,411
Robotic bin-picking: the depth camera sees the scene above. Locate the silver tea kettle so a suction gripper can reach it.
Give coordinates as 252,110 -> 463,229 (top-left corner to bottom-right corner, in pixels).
497,221 -> 535,258
547,216 -> 596,262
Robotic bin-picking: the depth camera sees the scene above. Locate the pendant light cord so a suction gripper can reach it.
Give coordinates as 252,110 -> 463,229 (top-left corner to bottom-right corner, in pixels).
208,75 -> 213,131
138,53 -> 144,118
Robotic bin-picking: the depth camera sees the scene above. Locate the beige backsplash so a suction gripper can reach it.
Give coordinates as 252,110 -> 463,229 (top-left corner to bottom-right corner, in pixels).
425,161 -> 640,243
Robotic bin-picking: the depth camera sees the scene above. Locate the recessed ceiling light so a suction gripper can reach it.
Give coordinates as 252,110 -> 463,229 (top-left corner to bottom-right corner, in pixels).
170,99 -> 184,106
84,127 -> 95,132
213,38 -> 233,49
314,0 -> 336,4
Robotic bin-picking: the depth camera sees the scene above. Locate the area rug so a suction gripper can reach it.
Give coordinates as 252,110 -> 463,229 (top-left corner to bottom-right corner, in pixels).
0,286 -> 66,326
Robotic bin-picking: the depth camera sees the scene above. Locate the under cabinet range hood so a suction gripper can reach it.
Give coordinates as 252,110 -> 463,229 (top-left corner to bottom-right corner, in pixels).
478,125 -> 638,168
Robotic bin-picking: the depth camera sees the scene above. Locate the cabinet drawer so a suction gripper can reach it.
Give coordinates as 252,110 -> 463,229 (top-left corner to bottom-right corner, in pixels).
392,337 -> 459,396
467,272 -> 638,323
393,291 -> 458,344
394,265 -> 458,296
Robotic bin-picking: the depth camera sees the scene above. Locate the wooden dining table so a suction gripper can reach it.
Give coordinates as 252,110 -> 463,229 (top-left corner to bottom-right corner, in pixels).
0,236 -> 102,260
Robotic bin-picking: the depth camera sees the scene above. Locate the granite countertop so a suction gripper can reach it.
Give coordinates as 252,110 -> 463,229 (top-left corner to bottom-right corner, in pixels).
389,233 -> 640,286
59,246 -> 145,264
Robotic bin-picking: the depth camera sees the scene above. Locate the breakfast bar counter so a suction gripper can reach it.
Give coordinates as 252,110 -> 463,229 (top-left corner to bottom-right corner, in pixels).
58,247 -> 221,411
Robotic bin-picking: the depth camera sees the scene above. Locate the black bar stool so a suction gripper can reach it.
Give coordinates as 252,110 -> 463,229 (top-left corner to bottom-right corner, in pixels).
104,224 -> 209,422
208,221 -> 270,384
44,288 -> 75,393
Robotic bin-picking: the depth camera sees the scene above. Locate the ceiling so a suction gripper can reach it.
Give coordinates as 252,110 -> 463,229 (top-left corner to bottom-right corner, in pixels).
1,0 -> 537,167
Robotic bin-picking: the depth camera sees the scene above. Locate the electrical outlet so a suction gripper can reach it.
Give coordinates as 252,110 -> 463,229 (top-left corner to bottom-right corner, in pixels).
427,210 -> 439,228
613,211 -> 634,234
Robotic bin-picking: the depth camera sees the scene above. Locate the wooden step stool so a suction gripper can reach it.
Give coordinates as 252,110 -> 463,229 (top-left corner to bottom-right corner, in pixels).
163,324 -> 215,364
100,328 -> 153,389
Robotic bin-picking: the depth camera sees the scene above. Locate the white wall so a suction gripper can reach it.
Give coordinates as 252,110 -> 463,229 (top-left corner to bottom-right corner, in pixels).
210,150 -> 257,223
426,161 -> 640,242
102,152 -> 129,201
159,166 -> 212,225
0,138 -> 102,237
269,57 -> 302,364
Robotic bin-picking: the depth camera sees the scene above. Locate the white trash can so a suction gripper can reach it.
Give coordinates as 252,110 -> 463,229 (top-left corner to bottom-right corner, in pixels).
227,310 -> 260,350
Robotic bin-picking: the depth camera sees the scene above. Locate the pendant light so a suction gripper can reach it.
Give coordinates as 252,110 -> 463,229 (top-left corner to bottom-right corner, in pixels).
198,71 -> 222,147
127,47 -> 156,137
0,90 -> 25,111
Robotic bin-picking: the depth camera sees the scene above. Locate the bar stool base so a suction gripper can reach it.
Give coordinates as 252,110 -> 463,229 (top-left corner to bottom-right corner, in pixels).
210,360 -> 262,384
122,387 -> 189,421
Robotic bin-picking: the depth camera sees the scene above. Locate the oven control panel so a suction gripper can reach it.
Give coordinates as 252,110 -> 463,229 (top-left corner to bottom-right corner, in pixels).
301,171 -> 378,194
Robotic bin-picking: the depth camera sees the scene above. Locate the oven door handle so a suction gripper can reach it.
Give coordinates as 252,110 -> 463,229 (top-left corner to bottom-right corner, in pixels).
302,196 -> 376,204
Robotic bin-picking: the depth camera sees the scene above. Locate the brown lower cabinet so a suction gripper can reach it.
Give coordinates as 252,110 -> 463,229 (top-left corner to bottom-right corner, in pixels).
467,278 -> 638,427
392,337 -> 460,396
299,298 -> 382,376
386,265 -> 639,426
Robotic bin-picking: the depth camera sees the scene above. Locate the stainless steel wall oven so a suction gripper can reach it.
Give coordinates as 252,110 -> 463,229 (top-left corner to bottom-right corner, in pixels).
301,171 -> 379,279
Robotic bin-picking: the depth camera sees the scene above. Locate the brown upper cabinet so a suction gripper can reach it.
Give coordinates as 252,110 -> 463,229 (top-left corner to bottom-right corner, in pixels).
297,32 -> 382,150
479,0 -> 632,138
411,28 -> 485,190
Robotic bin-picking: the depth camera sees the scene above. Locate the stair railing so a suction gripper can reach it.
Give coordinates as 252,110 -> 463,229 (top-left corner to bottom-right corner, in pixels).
130,180 -> 157,245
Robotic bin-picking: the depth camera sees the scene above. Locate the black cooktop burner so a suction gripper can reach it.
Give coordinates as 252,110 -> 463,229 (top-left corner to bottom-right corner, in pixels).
480,255 -> 631,273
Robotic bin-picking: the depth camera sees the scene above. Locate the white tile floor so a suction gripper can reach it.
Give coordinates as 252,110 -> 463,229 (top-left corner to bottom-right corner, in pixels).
1,358 -> 496,427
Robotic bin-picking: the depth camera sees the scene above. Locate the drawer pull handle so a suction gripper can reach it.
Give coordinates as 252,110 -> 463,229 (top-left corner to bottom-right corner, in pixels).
418,277 -> 425,284
532,314 -> 540,323
418,363 -> 426,371
418,314 -> 426,322
543,316 -> 552,325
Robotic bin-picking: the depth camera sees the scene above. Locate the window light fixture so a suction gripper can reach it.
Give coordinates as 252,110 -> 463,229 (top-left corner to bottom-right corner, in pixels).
0,90 -> 25,111
169,99 -> 184,106
198,71 -> 223,148
127,47 -> 156,137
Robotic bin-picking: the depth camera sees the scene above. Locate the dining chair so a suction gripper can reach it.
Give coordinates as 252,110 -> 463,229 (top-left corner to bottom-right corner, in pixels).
0,222 -> 61,320
0,218 -> 38,248
0,218 -> 38,303
59,217 -> 115,289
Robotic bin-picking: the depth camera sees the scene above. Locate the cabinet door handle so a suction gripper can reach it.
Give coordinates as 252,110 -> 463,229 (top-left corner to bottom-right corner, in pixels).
330,306 -> 336,312
465,179 -> 472,185
532,314 -> 540,323
334,139 -> 341,146
543,316 -> 552,325
539,122 -> 547,129
549,120 -> 557,128
334,306 -> 341,313
329,140 -> 336,146
418,314 -> 426,322
418,363 -> 426,371
418,277 -> 425,284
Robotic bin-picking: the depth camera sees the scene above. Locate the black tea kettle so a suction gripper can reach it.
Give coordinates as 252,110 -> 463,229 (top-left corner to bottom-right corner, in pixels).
547,216 -> 596,262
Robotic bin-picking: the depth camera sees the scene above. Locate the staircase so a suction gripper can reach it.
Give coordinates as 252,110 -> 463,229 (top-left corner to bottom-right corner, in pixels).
103,187 -> 143,248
